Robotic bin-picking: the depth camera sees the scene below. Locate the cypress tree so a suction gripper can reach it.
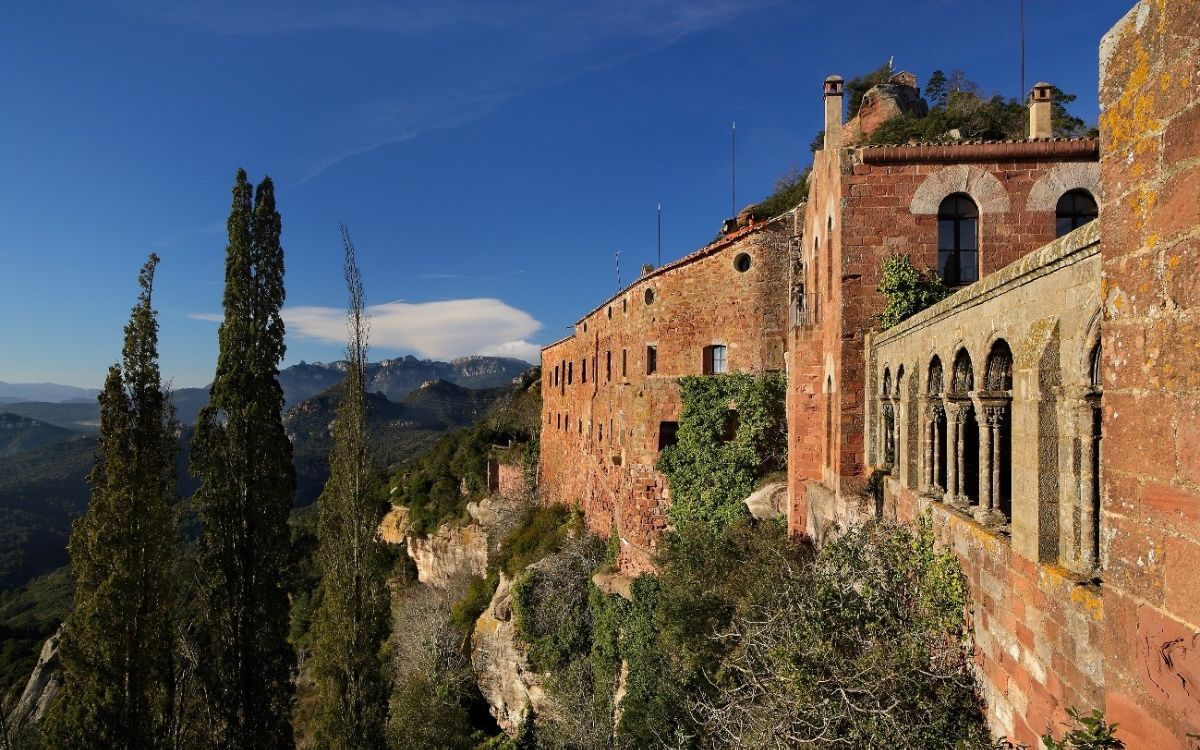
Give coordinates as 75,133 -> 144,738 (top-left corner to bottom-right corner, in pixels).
191,170 -> 296,747
309,225 -> 392,747
45,254 -> 179,749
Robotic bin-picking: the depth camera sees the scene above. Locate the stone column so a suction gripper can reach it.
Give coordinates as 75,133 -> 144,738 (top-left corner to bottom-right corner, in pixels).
1076,398 -> 1100,572
883,399 -> 895,469
931,403 -> 944,492
944,400 -> 967,507
892,397 -> 904,482
974,403 -> 1007,526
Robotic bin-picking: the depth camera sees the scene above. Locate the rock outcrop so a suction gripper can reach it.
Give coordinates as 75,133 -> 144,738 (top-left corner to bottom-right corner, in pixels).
407,522 -> 489,589
9,625 -> 64,730
845,71 -> 929,144
378,505 -> 411,545
744,481 -> 788,520
471,571 -> 547,732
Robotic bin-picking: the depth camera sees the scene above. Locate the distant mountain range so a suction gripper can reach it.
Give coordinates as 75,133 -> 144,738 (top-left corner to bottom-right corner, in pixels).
0,415 -> 83,459
0,383 -> 100,404
0,358 -> 534,591
0,355 -> 532,431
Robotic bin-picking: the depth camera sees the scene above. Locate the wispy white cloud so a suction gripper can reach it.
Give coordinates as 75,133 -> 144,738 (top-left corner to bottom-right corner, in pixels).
186,312 -> 224,322
282,297 -> 542,360
133,0 -> 778,184
417,270 -> 524,281
132,1 -> 772,40
478,339 -> 542,362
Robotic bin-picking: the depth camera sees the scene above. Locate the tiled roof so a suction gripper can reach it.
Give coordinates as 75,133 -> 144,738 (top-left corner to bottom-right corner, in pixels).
858,137 -> 1098,163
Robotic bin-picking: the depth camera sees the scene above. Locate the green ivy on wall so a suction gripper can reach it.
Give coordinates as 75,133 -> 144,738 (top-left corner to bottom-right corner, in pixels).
877,254 -> 950,330
656,373 -> 787,532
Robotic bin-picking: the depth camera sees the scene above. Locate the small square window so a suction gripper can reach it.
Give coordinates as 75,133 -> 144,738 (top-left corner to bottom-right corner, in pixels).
658,421 -> 679,451
646,345 -> 657,375
704,344 -> 727,375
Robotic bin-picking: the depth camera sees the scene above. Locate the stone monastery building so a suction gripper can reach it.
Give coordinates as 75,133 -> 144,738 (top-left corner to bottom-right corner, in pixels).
540,0 -> 1200,745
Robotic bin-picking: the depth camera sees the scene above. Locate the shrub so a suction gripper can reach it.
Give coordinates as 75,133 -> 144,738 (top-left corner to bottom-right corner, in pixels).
451,573 -> 499,636
1042,708 -> 1125,750
877,254 -> 951,330
753,166 -> 810,218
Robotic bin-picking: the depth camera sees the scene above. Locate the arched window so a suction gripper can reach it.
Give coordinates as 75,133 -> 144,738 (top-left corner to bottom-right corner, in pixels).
984,340 -> 1013,391
949,349 -> 978,506
1056,189 -> 1098,237
1080,342 -> 1103,572
951,349 -> 974,395
927,356 -> 944,396
982,341 -> 1014,522
926,356 -> 947,494
938,194 -> 979,287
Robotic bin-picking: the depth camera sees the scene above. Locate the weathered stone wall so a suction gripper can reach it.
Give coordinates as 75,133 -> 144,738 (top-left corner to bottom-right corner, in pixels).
540,219 -> 790,570
495,463 -> 524,497
1097,0 -> 1200,743
788,136 -> 1100,537
864,224 -> 1105,743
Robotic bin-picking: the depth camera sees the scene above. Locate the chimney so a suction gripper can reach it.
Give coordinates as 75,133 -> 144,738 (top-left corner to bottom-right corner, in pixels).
823,75 -> 844,150
1028,82 -> 1053,139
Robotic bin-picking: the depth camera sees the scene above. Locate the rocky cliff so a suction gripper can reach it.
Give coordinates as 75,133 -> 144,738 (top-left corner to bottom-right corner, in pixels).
471,571 -> 548,732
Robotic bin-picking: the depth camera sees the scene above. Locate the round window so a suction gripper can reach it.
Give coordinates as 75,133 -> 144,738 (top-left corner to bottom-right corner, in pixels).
644,288 -> 655,305
734,253 -> 751,272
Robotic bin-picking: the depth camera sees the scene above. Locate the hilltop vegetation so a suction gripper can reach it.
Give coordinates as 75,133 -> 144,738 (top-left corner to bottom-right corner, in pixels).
388,368 -> 541,536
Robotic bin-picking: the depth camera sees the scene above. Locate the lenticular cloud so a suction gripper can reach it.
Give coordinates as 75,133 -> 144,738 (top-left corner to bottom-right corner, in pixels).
281,298 -> 542,361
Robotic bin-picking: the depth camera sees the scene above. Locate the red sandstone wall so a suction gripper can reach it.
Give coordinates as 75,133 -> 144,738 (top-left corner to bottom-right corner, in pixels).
541,220 -> 790,569
1097,1 -> 1200,744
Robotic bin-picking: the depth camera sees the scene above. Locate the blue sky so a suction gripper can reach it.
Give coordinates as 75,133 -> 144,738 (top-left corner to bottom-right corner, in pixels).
0,0 -> 1131,388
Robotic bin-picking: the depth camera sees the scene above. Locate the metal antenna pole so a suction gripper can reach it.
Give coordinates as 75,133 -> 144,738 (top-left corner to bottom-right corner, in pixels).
1020,0 -> 1026,101
731,122 -> 737,217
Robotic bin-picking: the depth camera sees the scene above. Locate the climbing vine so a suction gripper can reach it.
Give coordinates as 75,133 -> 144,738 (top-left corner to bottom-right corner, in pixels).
656,373 -> 787,532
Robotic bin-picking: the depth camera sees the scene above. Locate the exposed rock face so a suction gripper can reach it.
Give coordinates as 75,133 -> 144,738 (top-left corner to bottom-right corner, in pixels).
378,506 -> 411,545
744,481 -> 788,520
846,71 -> 929,143
592,569 -> 634,600
10,625 -> 64,729
407,522 -> 489,589
471,571 -> 547,732
398,494 -> 526,588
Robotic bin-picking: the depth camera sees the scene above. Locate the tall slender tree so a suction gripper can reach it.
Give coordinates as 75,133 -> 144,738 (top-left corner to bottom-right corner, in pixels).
190,170 -> 296,748
309,225 -> 392,747
44,254 -> 179,749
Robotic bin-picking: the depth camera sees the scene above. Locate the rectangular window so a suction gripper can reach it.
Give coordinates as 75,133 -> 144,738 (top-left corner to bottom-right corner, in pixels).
622,349 -> 627,377
704,344 -> 728,375
646,345 -> 657,375
582,358 -> 587,384
554,365 -> 559,386
568,362 -> 573,384
606,351 -> 612,381
658,421 -> 679,451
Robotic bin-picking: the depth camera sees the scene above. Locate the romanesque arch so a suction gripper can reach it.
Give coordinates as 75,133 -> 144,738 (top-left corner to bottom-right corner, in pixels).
1025,162 -> 1102,211
910,164 -> 1011,215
